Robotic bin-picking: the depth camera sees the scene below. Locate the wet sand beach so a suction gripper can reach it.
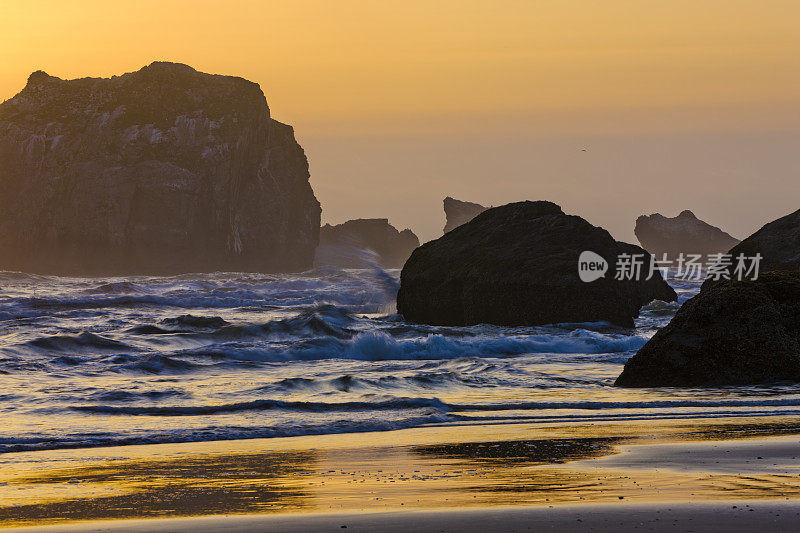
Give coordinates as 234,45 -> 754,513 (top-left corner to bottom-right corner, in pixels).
8,501 -> 800,533
4,416 -> 800,530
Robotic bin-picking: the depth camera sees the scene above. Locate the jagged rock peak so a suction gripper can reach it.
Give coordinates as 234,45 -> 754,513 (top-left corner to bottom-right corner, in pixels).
634,210 -> 739,259
443,196 -> 489,233
25,70 -> 58,86
316,218 -> 420,269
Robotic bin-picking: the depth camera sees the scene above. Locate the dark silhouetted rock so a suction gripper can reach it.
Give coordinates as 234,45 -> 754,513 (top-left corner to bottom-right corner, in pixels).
443,196 -> 488,233
397,201 -> 677,327
315,219 -> 419,268
723,208 -> 800,273
700,208 -> 800,291
634,210 -> 739,259
0,62 -> 321,275
616,271 -> 800,387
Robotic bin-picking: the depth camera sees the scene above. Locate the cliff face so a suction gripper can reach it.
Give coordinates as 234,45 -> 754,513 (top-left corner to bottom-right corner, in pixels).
634,210 -> 739,259
315,219 -> 419,269
0,62 -> 321,275
443,197 -> 488,233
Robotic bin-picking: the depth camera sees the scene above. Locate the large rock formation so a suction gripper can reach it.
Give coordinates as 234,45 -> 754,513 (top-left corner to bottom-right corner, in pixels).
700,208 -> 800,291
315,219 -> 419,268
615,272 -> 800,387
0,62 -> 321,275
634,210 -> 739,259
723,208 -> 800,273
443,197 -> 488,233
397,201 -> 677,327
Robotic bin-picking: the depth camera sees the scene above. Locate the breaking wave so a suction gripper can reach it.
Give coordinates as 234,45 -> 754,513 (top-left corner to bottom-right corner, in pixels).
3,267 -> 795,454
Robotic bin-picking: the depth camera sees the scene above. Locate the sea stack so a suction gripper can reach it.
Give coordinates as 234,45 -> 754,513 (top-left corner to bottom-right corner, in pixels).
0,62 -> 321,275
315,218 -> 419,268
398,201 -> 677,327
721,208 -> 800,273
700,208 -> 800,291
443,196 -> 489,233
634,210 -> 739,259
616,272 -> 800,387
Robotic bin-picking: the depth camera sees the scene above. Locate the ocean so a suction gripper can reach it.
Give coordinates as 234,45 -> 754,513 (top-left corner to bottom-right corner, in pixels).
0,267 -> 797,454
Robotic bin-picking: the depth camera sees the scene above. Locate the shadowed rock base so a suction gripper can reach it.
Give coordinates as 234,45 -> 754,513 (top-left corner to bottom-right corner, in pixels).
616,271 -> 800,387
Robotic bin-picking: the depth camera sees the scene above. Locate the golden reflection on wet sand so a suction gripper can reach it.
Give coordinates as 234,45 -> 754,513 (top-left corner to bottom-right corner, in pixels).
3,417 -> 800,527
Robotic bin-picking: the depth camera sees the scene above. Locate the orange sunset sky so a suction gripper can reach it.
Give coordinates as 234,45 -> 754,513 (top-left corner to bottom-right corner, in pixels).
1,0 -> 798,242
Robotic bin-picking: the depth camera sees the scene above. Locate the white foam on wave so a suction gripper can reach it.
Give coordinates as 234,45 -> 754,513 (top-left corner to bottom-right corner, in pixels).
179,328 -> 648,363
343,330 -> 648,360
0,268 -> 722,454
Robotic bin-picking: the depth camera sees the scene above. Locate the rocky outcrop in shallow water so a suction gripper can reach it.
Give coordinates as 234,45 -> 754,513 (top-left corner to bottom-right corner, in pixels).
315,218 -> 419,268
634,210 -> 739,259
443,196 -> 489,233
0,62 -> 321,275
397,201 -> 677,327
616,271 -> 800,387
700,208 -> 800,291
723,208 -> 800,273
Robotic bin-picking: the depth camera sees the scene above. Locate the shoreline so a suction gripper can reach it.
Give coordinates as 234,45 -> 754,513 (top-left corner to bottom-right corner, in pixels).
3,417 -> 800,528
